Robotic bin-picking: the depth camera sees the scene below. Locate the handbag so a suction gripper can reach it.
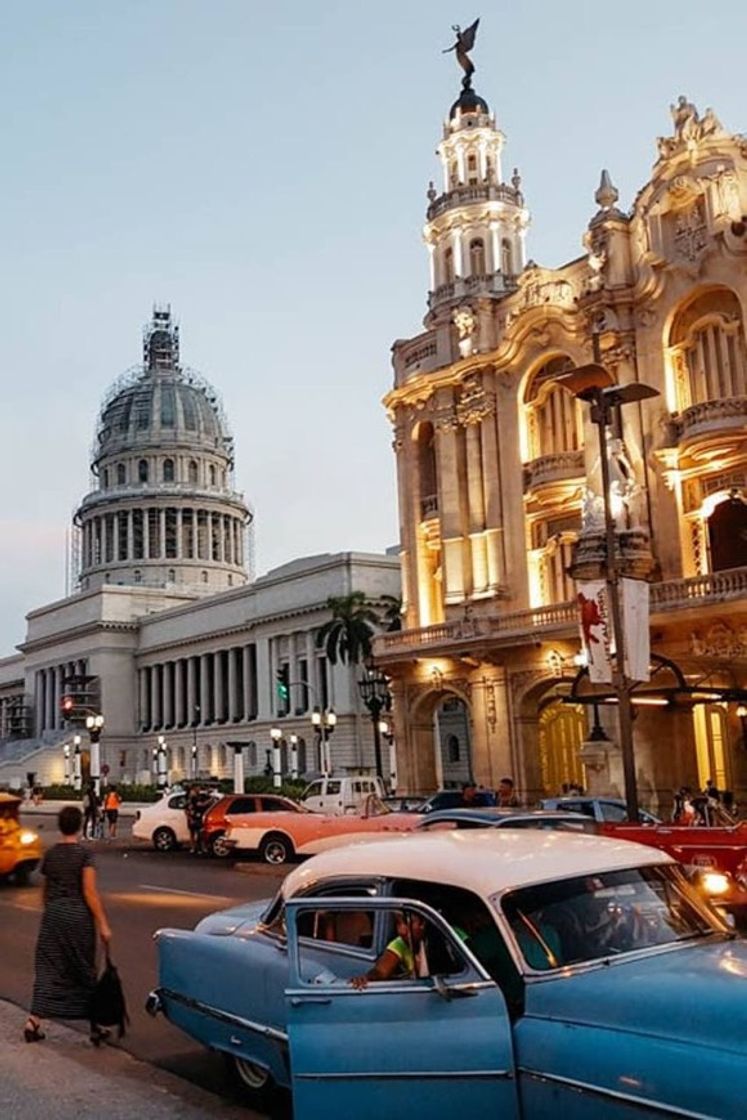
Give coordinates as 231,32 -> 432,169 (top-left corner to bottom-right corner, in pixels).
90,948 -> 129,1038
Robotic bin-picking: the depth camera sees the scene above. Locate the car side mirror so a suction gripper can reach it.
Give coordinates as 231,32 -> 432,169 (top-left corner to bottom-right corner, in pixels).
432,975 -> 476,1001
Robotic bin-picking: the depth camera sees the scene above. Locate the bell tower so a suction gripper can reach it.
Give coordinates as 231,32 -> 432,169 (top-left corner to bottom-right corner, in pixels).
424,28 -> 529,322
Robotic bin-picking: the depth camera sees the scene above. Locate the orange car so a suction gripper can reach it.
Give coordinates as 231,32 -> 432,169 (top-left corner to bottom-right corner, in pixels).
201,793 -> 304,857
220,795 -> 422,864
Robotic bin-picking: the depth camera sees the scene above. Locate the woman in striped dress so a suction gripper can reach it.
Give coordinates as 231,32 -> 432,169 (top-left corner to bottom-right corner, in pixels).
24,805 -> 112,1044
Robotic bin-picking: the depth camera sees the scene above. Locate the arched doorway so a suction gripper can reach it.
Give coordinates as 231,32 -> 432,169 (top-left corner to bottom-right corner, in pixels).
435,695 -> 473,787
693,704 -> 732,793
708,497 -> 747,572
538,699 -> 586,795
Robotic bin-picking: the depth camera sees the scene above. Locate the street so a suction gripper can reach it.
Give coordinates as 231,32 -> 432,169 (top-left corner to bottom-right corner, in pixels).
0,814 -> 287,1114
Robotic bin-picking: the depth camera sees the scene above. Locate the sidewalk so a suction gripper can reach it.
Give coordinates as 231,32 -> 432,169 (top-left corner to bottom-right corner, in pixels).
0,1001 -> 260,1120
21,800 -> 145,818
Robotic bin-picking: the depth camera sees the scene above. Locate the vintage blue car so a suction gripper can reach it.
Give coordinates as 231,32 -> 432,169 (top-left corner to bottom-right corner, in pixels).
149,830 -> 747,1118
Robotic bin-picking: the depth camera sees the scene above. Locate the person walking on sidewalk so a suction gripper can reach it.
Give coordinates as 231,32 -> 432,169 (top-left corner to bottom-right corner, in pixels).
24,805 -> 112,1045
82,782 -> 100,840
103,787 -> 122,840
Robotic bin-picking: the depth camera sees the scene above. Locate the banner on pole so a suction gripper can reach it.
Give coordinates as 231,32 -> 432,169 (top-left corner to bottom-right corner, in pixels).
621,578 -> 650,682
577,581 -> 613,684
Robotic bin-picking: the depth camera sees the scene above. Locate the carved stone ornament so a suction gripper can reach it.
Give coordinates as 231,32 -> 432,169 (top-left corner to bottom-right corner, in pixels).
452,305 -> 477,358
516,272 -> 576,313
455,376 -> 495,427
689,621 -> 747,659
672,198 -> 708,265
656,98 -> 725,160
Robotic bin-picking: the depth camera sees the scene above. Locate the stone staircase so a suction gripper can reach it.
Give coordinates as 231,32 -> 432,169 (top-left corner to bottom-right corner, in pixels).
0,731 -> 69,787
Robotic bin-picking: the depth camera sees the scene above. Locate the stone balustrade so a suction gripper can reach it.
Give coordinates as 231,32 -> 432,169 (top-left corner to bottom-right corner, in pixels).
673,396 -> 747,442
426,182 -> 521,221
523,450 -> 585,491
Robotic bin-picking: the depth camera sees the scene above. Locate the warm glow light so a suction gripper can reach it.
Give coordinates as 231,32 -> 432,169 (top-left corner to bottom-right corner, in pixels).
702,871 -> 730,897
738,705 -> 747,719
630,697 -> 669,707
573,650 -> 588,668
270,727 -> 282,742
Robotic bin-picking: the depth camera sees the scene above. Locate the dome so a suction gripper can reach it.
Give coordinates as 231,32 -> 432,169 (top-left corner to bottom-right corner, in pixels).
449,86 -> 490,120
93,369 -> 231,464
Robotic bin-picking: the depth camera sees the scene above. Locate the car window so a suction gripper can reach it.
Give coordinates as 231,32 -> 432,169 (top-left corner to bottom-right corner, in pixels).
168,795 -> 186,810
502,865 -> 719,972
226,797 -> 256,815
259,796 -> 292,812
293,883 -> 379,948
326,780 -> 342,796
599,802 -> 628,822
418,819 -> 459,831
560,801 -> 594,818
303,781 -> 323,799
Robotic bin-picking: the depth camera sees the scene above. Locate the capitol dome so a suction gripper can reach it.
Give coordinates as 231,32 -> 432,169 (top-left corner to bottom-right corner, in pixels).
75,307 -> 252,597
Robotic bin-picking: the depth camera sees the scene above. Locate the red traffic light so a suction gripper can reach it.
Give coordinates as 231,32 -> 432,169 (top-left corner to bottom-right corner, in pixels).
61,695 -> 75,713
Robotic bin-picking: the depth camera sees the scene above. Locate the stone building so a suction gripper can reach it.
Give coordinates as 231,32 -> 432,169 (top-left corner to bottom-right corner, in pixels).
378,80 -> 747,811
0,308 -> 399,788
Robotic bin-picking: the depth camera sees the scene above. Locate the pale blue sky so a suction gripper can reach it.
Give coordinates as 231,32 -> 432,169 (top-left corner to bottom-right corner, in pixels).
1,1 -> 745,649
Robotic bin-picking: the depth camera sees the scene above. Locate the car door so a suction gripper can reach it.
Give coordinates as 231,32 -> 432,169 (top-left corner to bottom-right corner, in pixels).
284,897 -> 519,1120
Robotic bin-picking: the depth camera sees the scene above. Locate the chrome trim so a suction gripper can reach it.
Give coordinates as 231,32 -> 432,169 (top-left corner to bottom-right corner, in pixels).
160,987 -> 288,1044
296,1069 -> 513,1083
519,1068 -> 720,1119
286,980 -> 495,999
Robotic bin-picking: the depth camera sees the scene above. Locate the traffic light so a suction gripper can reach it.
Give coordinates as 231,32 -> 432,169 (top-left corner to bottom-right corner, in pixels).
276,666 -> 290,713
60,695 -> 75,717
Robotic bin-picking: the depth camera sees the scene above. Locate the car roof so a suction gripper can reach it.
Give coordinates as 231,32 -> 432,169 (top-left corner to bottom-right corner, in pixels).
281,829 -> 671,899
419,808 -> 590,824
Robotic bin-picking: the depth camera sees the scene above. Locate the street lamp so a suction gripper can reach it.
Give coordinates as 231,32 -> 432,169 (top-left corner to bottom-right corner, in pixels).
289,733 -> 299,780
191,704 -> 200,779
311,707 -> 336,775
358,666 -> 391,780
559,363 -> 659,821
378,719 -> 396,791
63,742 -> 71,786
270,727 -> 283,789
85,714 -> 105,798
156,734 -> 168,791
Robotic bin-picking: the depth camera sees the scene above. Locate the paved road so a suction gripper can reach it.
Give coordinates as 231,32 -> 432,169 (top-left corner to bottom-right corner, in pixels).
1,815 -> 287,1114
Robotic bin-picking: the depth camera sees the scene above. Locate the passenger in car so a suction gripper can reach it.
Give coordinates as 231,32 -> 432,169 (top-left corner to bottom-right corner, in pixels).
350,911 -> 429,988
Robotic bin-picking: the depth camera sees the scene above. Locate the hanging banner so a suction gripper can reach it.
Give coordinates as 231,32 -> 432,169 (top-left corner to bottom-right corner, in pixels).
576,581 -> 613,684
622,578 -> 651,682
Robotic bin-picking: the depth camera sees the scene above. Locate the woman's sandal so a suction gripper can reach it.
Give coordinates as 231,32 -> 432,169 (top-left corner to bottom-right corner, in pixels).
23,1018 -> 45,1043
90,1026 -> 111,1047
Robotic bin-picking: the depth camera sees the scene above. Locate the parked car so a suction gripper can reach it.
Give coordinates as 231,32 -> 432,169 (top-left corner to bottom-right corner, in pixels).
149,829 -> 747,1118
300,773 -> 387,815
201,793 -> 305,858
132,791 -> 194,851
0,793 -> 42,883
416,807 -> 598,833
222,795 -> 421,864
418,789 -> 469,813
540,795 -> 660,823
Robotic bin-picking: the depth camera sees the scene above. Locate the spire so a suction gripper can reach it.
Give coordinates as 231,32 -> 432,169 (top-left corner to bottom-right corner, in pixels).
595,169 -> 619,212
143,304 -> 180,374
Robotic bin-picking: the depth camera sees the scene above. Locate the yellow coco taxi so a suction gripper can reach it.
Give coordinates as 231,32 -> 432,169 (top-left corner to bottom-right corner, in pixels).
0,793 -> 42,884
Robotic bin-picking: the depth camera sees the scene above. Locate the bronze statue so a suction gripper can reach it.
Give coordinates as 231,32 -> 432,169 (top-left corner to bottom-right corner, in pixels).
443,18 -> 480,87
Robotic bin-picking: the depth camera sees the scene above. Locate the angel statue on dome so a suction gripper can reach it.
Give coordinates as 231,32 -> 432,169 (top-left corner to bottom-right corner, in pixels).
443,18 -> 480,86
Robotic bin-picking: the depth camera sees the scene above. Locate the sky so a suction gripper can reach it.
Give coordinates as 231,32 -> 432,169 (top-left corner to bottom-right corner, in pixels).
1,0 -> 746,651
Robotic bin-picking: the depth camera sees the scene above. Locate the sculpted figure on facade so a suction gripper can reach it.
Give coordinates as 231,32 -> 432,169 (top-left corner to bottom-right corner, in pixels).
452,305 -> 477,357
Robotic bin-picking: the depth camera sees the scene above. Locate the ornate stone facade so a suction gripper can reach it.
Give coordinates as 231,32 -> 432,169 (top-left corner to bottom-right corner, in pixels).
378,82 -> 747,810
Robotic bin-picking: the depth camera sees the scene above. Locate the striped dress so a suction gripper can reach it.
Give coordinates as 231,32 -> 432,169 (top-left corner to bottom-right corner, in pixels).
31,843 -> 96,1020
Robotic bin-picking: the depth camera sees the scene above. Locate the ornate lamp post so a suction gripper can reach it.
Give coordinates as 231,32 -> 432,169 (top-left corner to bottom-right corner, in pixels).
289,733 -> 299,780
378,718 -> 396,791
191,704 -> 200,780
358,666 -> 391,780
156,733 -> 168,791
559,364 -> 659,821
270,727 -> 283,789
63,742 -> 71,786
311,707 -> 336,775
85,714 -> 105,798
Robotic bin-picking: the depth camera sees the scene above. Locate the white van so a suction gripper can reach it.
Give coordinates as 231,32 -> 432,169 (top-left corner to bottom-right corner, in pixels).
301,773 -> 386,815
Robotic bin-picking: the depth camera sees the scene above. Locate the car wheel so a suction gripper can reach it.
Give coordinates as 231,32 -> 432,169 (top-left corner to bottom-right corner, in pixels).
209,832 -> 231,858
259,833 -> 294,865
12,864 -> 32,886
153,827 -> 177,852
224,1053 -> 276,1106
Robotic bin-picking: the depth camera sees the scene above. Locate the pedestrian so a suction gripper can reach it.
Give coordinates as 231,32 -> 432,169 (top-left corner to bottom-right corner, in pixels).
103,787 -> 122,839
497,776 -> 520,808
703,778 -> 721,803
82,781 -> 99,840
460,781 -> 493,808
186,787 -> 208,854
24,805 -> 112,1045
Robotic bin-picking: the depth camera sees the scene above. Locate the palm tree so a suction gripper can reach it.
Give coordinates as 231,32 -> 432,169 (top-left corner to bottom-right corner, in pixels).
377,594 -> 403,632
316,592 -> 380,665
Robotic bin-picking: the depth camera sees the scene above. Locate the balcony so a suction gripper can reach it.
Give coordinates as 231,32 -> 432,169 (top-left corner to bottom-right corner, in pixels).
523,450 -> 585,492
426,182 -> 522,222
672,396 -> 747,444
427,271 -> 517,312
376,565 -> 747,659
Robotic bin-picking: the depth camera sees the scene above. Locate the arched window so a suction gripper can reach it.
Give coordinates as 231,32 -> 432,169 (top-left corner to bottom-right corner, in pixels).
693,704 -> 731,793
708,497 -> 747,572
538,700 -> 586,795
501,238 -> 513,276
469,238 -> 485,276
167,568 -> 175,583
138,459 -> 149,483
188,460 -> 198,484
532,522 -> 578,605
524,356 -> 580,459
443,247 -> 455,285
467,152 -> 478,184
415,423 -> 438,519
117,463 -> 126,485
447,735 -> 461,763
209,464 -> 216,487
669,287 -> 747,410
163,458 -> 175,482
449,160 -> 458,188
102,468 -> 109,488
133,570 -> 142,584
201,570 -> 208,583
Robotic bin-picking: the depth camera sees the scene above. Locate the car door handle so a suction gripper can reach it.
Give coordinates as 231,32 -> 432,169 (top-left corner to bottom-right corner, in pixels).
289,997 -> 332,1006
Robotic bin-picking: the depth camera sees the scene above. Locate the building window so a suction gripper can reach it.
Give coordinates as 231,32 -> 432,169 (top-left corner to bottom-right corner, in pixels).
525,356 -> 580,459
138,459 -> 149,483
693,704 -> 731,792
501,238 -> 513,276
538,700 -> 586,795
469,238 -> 485,276
447,735 -> 460,763
443,246 -> 454,284
117,463 -> 126,486
163,458 -> 175,482
415,422 -> 438,519
707,497 -> 747,572
188,459 -> 198,484
167,568 -> 175,582
102,468 -> 109,488
201,570 -> 208,583
209,464 -> 216,487
134,569 -> 142,583
668,287 -> 747,411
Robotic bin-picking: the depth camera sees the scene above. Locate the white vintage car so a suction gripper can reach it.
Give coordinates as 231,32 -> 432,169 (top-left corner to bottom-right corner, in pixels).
131,790 -> 192,851
150,829 -> 747,1118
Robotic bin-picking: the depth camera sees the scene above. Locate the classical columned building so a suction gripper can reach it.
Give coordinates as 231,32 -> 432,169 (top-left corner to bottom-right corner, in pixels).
378,77 -> 747,810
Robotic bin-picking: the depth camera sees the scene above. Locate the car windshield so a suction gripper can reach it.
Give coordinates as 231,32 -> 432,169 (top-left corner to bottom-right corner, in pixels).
500,864 -> 721,971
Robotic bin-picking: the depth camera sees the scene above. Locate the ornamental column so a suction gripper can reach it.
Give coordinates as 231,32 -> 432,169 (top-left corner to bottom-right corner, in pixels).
213,651 -> 223,723
200,654 -> 211,723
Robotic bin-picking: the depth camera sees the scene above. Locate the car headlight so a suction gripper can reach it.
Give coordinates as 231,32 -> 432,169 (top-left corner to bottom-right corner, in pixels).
701,871 -> 731,897
19,831 -> 38,846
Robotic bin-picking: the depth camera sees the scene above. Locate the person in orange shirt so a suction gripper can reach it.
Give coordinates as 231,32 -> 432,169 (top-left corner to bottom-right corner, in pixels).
103,788 -> 122,839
